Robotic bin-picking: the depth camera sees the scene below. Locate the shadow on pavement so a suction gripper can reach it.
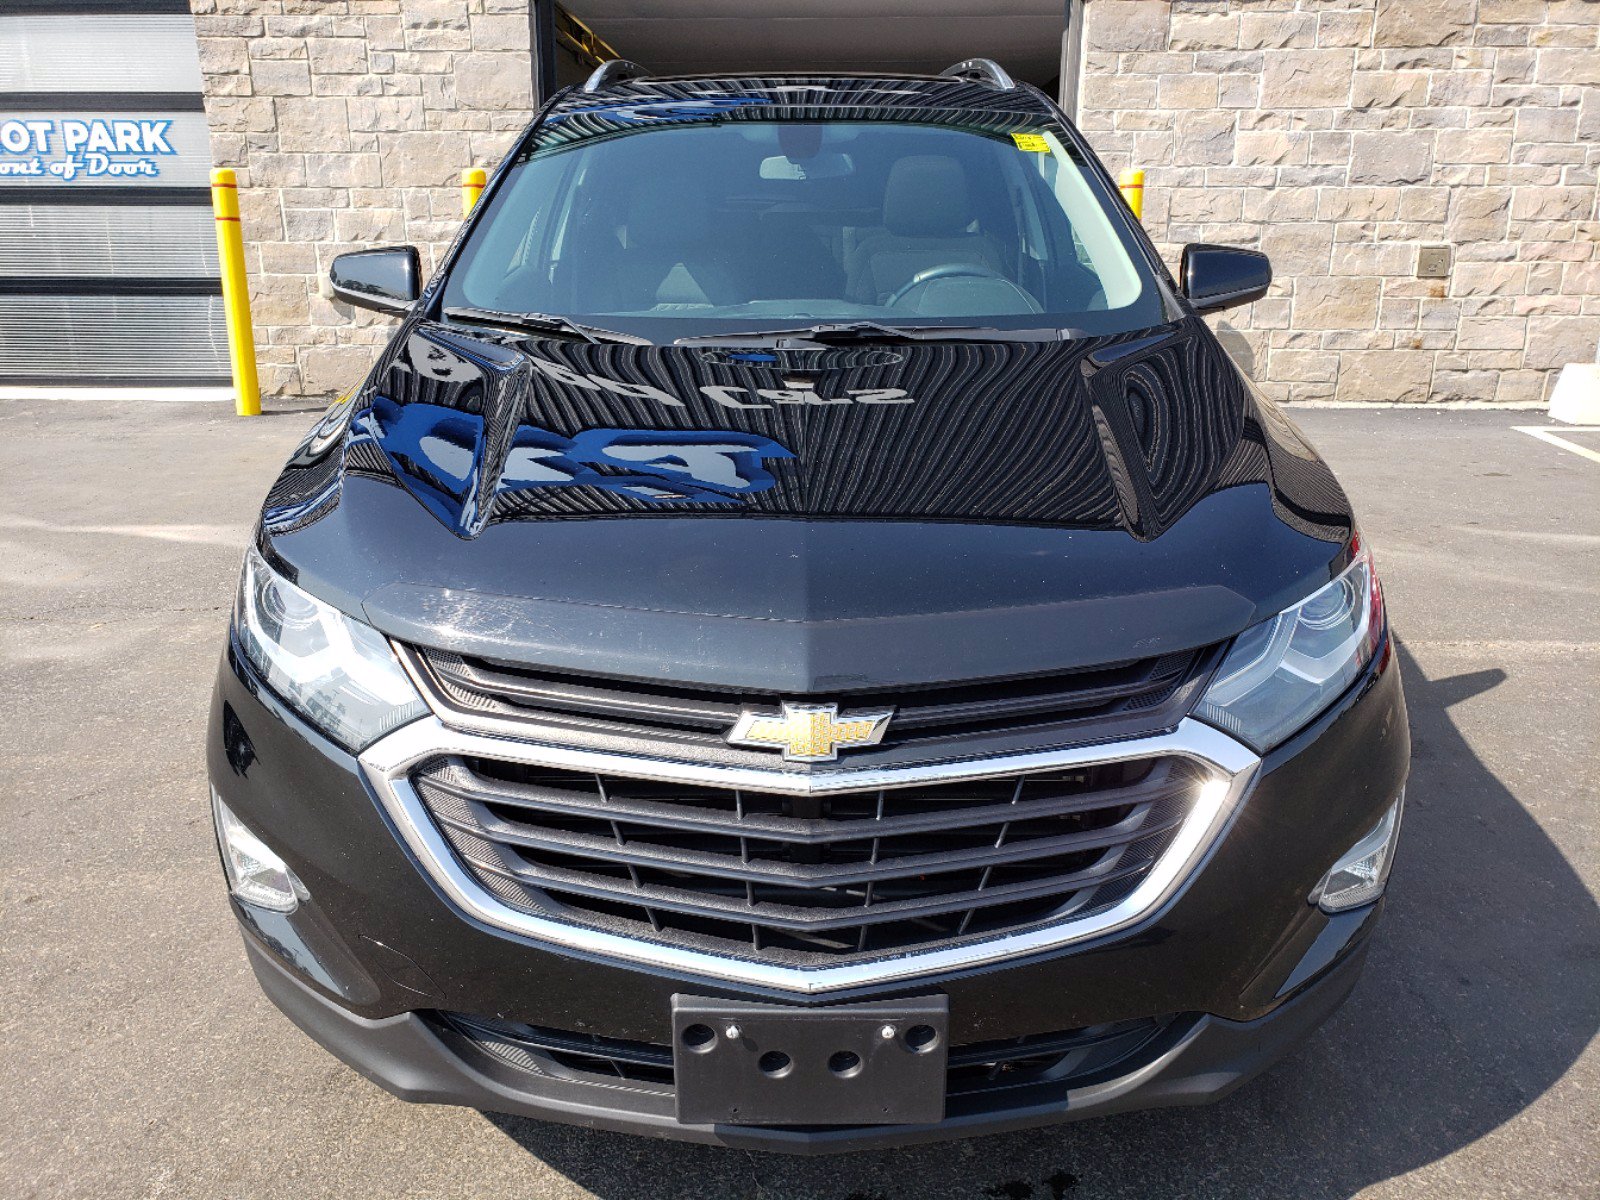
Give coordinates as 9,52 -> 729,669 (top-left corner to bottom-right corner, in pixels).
482,640 -> 1600,1198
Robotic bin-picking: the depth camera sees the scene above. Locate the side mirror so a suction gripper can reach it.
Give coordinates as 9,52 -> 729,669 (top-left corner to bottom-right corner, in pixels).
329,246 -> 420,315
1180,244 -> 1271,314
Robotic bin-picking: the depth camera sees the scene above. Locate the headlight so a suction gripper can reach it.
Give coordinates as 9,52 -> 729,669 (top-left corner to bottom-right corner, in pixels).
1312,795 -> 1404,912
1195,537 -> 1384,752
236,546 -> 427,751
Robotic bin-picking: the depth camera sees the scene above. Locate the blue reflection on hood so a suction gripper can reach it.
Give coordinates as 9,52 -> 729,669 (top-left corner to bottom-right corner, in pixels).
351,395 -> 795,536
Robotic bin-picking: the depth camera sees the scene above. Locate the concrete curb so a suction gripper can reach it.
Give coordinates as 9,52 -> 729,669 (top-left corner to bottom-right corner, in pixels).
1282,399 -> 1546,411
0,386 -> 235,404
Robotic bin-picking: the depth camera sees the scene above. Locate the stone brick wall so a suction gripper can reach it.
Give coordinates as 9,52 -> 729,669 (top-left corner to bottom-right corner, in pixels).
191,0 -> 536,396
192,0 -> 1600,402
1079,0 -> 1600,404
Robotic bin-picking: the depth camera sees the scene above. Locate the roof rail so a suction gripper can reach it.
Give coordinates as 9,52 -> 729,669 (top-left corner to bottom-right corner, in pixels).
940,58 -> 1016,90
582,59 -> 650,92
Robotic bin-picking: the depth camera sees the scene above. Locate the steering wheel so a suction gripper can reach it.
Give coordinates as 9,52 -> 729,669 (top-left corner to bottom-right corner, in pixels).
885,263 -> 1042,313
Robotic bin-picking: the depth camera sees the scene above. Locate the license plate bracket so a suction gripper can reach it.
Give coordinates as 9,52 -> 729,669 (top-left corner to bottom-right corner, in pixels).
671,994 -> 949,1126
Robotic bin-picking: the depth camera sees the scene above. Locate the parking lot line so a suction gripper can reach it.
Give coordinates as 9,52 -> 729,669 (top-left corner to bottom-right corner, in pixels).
1512,426 -> 1600,465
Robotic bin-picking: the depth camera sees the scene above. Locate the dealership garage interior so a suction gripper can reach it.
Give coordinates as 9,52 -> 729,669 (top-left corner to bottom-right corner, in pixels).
1,2 -> 1598,1198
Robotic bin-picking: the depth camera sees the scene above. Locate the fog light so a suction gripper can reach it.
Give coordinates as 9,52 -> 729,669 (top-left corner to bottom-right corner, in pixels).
212,788 -> 304,913
1312,794 -> 1404,913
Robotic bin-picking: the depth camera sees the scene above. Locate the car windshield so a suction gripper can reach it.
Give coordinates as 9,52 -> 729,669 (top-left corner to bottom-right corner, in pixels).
441,115 -> 1168,342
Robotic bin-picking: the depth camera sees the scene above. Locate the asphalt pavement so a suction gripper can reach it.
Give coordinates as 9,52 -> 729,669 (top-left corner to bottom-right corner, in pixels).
1,399 -> 1596,1199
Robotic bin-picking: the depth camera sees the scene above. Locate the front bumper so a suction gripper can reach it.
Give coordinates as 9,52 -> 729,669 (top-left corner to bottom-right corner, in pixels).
209,636 -> 1408,1150
242,924 -> 1370,1152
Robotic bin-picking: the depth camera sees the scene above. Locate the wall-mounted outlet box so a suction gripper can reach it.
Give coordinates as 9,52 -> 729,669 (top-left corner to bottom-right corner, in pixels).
1417,245 -> 1451,279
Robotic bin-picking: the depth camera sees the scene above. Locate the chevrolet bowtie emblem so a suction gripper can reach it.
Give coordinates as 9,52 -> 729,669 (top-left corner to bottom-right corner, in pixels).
726,701 -> 895,763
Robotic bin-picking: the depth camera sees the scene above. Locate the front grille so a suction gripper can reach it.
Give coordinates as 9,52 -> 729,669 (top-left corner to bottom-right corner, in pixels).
433,1010 -> 1178,1100
411,753 -> 1206,967
409,644 -> 1210,750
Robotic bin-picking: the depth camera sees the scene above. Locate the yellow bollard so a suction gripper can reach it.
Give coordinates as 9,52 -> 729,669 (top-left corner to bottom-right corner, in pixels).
1118,168 -> 1145,222
462,167 -> 487,217
210,167 -> 261,417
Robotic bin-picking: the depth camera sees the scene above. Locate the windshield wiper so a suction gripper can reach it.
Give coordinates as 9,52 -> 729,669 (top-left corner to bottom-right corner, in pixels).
675,321 -> 1076,347
442,306 -> 649,345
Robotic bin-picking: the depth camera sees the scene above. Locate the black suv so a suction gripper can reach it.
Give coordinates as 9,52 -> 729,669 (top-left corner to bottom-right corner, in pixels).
209,59 -> 1409,1151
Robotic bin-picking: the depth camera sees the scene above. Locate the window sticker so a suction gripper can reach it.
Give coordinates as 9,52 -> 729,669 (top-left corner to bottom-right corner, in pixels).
1011,132 -> 1051,153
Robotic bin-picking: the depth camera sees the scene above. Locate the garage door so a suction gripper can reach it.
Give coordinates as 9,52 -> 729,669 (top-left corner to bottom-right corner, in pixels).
0,0 -> 228,385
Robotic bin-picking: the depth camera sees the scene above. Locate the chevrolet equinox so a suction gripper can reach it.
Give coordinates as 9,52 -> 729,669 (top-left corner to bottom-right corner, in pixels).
208,59 -> 1410,1151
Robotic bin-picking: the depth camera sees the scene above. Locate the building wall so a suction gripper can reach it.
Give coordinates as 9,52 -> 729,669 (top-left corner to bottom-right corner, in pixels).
191,0 -> 537,396
192,0 -> 1600,402
1079,0 -> 1600,405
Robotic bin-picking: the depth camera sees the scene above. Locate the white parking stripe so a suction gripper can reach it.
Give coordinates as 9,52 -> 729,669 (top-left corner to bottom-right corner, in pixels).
1513,426 -> 1600,465
0,513 -> 244,544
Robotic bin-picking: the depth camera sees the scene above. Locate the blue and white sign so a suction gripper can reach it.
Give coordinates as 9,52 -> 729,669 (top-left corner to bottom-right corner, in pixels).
0,111 -> 212,187
0,117 -> 174,181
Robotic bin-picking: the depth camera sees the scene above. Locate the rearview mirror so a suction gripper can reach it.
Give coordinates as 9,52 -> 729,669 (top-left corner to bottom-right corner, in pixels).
1180,244 -> 1271,314
759,152 -> 855,180
329,246 -> 420,315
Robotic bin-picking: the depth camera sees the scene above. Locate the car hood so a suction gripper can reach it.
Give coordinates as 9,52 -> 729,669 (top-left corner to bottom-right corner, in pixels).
259,316 -> 1353,690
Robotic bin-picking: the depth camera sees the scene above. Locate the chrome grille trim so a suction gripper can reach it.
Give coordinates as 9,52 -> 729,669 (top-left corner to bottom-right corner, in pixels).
392,640 -> 1212,752
359,716 -> 1259,994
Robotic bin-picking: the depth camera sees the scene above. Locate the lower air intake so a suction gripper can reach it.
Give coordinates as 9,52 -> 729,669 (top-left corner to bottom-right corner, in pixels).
433,1009 -> 1180,1100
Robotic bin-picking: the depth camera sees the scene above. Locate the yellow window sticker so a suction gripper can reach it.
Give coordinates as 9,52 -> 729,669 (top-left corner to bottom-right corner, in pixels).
1011,132 -> 1051,153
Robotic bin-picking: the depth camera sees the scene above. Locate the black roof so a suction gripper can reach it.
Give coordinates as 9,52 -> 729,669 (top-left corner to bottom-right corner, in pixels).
544,73 -> 1059,122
